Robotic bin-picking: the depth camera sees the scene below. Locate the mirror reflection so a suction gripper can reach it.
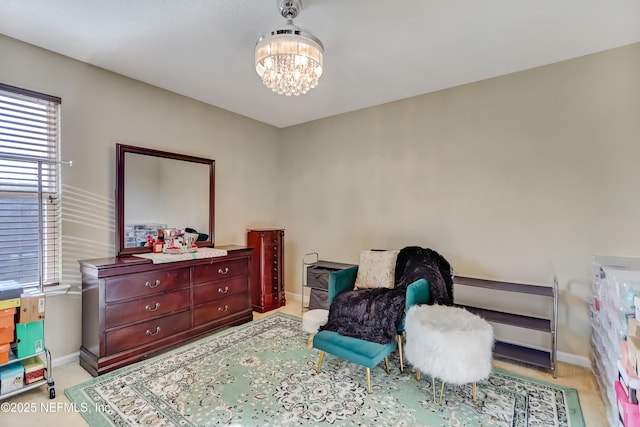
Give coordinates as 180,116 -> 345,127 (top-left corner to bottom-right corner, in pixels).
116,144 -> 215,256
124,154 -> 210,248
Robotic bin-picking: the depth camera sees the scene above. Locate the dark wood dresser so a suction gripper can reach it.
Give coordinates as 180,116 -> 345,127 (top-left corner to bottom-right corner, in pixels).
247,229 -> 285,313
78,246 -> 253,376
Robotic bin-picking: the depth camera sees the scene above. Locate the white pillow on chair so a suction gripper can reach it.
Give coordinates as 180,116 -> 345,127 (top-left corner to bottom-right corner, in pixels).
354,250 -> 399,289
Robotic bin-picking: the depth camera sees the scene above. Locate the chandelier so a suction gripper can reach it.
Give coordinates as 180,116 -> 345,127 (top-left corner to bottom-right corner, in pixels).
255,0 -> 324,96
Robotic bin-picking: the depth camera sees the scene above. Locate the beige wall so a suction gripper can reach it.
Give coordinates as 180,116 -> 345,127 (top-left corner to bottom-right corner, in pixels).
279,42 -> 640,360
0,35 -> 281,361
3,31 -> 639,363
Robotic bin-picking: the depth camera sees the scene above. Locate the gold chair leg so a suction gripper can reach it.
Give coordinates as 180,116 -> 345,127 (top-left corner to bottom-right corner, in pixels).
384,357 -> 390,374
397,334 -> 404,373
366,368 -> 371,394
307,333 -> 315,349
438,381 -> 445,405
416,370 -> 421,381
317,351 -> 325,373
472,382 -> 477,403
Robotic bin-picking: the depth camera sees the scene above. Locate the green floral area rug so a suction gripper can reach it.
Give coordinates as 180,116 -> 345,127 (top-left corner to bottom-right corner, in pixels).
66,313 -> 585,426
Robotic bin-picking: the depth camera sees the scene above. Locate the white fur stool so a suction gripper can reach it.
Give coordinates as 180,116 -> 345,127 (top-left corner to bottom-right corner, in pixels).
302,309 -> 329,348
404,304 -> 494,404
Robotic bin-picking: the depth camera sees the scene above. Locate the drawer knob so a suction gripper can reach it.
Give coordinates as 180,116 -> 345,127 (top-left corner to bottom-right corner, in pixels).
146,326 -> 161,336
145,302 -> 160,312
145,279 -> 161,288
218,305 -> 229,313
218,267 -> 229,275
218,286 -> 229,294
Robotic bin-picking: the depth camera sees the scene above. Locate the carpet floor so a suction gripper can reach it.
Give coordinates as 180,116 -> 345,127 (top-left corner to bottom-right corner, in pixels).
65,313 -> 584,426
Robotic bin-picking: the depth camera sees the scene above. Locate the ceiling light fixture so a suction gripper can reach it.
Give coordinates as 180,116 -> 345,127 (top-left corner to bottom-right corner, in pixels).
255,0 -> 324,96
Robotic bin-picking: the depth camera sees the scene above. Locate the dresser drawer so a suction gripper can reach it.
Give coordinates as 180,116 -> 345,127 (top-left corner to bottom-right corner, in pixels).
106,311 -> 191,354
192,258 -> 248,284
105,268 -> 190,302
264,245 -> 281,266
193,294 -> 250,326
105,289 -> 190,329
193,276 -> 247,305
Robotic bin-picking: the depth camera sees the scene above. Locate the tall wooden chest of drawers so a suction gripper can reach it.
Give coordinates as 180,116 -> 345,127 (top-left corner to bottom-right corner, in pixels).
79,246 -> 253,376
247,229 -> 285,313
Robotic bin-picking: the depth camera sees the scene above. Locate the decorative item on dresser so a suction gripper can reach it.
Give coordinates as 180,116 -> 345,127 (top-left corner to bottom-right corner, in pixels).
78,245 -> 253,377
247,228 -> 285,313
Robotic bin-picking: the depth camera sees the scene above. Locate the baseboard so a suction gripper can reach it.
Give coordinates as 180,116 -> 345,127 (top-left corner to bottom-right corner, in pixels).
557,350 -> 591,369
52,351 -> 79,368
286,291 -> 307,304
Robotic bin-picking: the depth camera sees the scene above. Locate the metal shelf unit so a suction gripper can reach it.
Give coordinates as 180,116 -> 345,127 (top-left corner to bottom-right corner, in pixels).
0,153 -> 67,401
0,348 -> 55,400
301,253 -> 356,311
454,274 -> 558,378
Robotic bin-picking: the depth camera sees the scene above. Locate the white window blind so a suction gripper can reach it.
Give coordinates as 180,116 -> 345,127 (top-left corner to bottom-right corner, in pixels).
0,83 -> 62,288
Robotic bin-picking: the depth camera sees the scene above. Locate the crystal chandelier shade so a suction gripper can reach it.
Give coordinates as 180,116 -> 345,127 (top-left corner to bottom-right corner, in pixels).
255,1 -> 324,96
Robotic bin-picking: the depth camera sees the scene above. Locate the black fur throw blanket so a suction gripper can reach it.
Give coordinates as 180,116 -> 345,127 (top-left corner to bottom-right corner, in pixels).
394,246 -> 454,306
319,246 -> 454,344
320,287 -> 406,344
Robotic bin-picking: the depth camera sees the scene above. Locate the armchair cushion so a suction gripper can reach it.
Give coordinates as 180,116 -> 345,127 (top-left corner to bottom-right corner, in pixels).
313,330 -> 397,369
354,250 -> 399,290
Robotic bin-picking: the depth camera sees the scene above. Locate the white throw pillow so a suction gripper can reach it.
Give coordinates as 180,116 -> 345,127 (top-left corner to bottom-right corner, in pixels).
354,250 -> 399,289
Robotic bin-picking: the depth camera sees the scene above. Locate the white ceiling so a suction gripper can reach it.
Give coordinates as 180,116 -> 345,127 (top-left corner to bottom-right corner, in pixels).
1,0 -> 640,128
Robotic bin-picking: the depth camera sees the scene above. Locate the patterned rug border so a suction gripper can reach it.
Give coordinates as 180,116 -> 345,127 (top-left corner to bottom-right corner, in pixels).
491,369 -> 584,427
65,312 -> 585,427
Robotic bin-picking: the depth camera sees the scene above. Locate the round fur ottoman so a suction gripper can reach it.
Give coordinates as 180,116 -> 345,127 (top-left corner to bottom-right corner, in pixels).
404,304 -> 494,404
302,309 -> 329,348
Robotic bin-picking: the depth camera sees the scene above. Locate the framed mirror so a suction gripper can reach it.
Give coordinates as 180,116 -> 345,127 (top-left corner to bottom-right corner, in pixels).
116,143 -> 215,256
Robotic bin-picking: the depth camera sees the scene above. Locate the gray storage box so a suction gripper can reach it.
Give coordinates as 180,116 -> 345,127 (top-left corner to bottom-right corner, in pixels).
309,288 -> 329,310
307,268 -> 330,290
306,261 -> 356,291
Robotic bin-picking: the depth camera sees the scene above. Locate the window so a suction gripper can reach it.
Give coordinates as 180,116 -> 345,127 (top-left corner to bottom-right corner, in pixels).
0,83 -> 61,288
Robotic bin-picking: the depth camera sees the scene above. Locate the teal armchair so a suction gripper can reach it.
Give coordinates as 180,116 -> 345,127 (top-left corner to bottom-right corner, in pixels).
327,266 -> 430,372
